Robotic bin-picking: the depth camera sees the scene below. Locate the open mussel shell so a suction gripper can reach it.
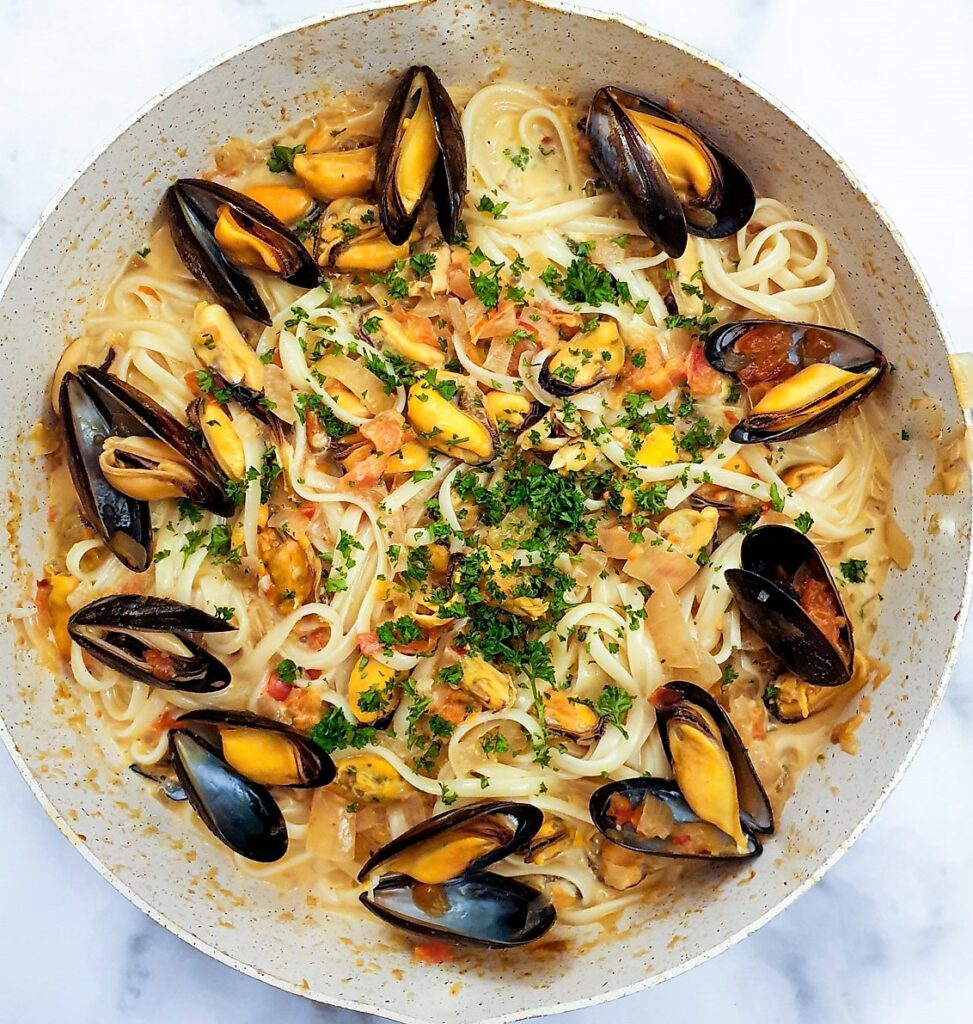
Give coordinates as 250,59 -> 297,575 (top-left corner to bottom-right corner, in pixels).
376,65 -> 467,245
175,710 -> 335,789
586,86 -> 755,258
590,778 -> 761,860
59,372 -> 152,572
726,524 -> 854,686
166,178 -> 318,325
653,681 -> 774,836
705,320 -> 887,443
67,595 -> 233,692
360,871 -> 556,948
77,364 -> 234,517
169,730 -> 288,862
357,800 -> 543,884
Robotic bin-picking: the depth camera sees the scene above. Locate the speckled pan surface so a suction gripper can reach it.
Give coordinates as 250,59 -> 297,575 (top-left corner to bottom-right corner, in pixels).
0,0 -> 968,1021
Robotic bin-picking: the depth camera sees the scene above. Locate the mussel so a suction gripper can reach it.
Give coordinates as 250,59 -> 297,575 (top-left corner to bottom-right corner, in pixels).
357,800 -> 542,884
169,729 -> 288,862
59,371 -> 151,572
166,178 -> 318,325
357,801 -> 553,947
405,372 -> 497,464
360,871 -> 556,948
586,86 -> 755,258
75,364 -> 233,517
652,681 -> 774,841
725,524 -> 854,686
67,595 -> 233,692
705,321 -> 887,443
175,710 -> 335,788
543,691 -> 604,744
590,777 -> 761,860
376,65 -> 467,245
537,320 -> 625,398
313,197 -> 410,274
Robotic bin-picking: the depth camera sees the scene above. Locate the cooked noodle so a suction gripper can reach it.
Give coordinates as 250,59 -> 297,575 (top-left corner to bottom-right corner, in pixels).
26,80 -> 898,939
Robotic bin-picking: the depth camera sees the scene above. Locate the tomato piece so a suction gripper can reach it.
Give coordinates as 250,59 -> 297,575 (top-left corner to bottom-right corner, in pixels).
143,648 -> 177,682
266,671 -> 293,701
795,571 -> 845,648
413,940 -> 454,965
735,323 -> 797,388
357,631 -> 381,658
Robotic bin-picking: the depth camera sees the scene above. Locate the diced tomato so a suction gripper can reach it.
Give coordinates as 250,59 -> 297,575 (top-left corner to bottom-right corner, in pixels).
299,501 -> 317,520
305,668 -> 322,680
266,671 -> 293,701
735,323 -> 796,388
156,710 -> 181,733
413,940 -> 454,965
361,410 -> 406,455
357,631 -> 381,658
34,578 -> 51,624
606,792 -> 641,828
796,571 -> 845,649
143,648 -> 177,682
686,344 -> 723,396
625,355 -> 687,398
184,371 -> 204,397
306,626 -> 330,651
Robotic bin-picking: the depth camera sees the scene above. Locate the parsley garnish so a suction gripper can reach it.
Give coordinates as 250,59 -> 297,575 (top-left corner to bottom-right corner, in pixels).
840,558 -> 868,583
266,143 -> 306,173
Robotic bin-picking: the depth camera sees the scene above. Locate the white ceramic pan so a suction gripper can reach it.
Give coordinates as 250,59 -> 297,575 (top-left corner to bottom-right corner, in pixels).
0,1 -> 968,1021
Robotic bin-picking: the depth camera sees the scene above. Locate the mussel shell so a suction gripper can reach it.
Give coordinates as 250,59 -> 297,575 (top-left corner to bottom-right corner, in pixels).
357,800 -> 543,883
166,178 -> 318,325
360,870 -> 556,947
175,710 -> 336,789
59,372 -> 152,572
653,681 -> 774,835
586,87 -> 755,258
169,730 -> 288,862
725,524 -> 854,686
78,364 -> 234,516
129,763 -> 187,801
67,595 -> 233,693
376,65 -> 467,245
590,778 -> 761,860
705,321 -> 887,443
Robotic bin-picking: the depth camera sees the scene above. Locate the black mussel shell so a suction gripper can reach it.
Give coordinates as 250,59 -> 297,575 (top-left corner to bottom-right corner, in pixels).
360,871 -> 556,947
376,65 -> 467,245
726,524 -> 854,686
78,365 -> 234,517
67,595 -> 233,692
653,681 -> 774,835
357,800 -> 543,883
59,372 -> 152,572
169,730 -> 288,862
705,320 -> 887,443
590,778 -> 761,860
166,178 -> 318,325
586,86 -> 755,258
175,710 -> 335,789
129,763 -> 187,801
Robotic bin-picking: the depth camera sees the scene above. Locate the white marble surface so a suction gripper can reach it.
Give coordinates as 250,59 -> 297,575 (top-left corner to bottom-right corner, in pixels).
1,0 -> 972,1021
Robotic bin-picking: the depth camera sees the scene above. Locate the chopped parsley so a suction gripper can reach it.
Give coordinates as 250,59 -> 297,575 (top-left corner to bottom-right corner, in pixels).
504,146 -> 531,170
476,194 -> 509,219
840,558 -> 868,583
266,143 -> 306,173
794,510 -> 814,534
276,659 -> 298,684
309,707 -> 376,754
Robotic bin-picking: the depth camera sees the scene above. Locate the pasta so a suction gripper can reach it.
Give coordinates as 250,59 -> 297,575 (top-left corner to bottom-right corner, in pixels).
26,72 -> 902,949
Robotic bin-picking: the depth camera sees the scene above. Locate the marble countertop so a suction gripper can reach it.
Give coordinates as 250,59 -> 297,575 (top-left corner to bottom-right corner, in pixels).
2,0 -> 971,1021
